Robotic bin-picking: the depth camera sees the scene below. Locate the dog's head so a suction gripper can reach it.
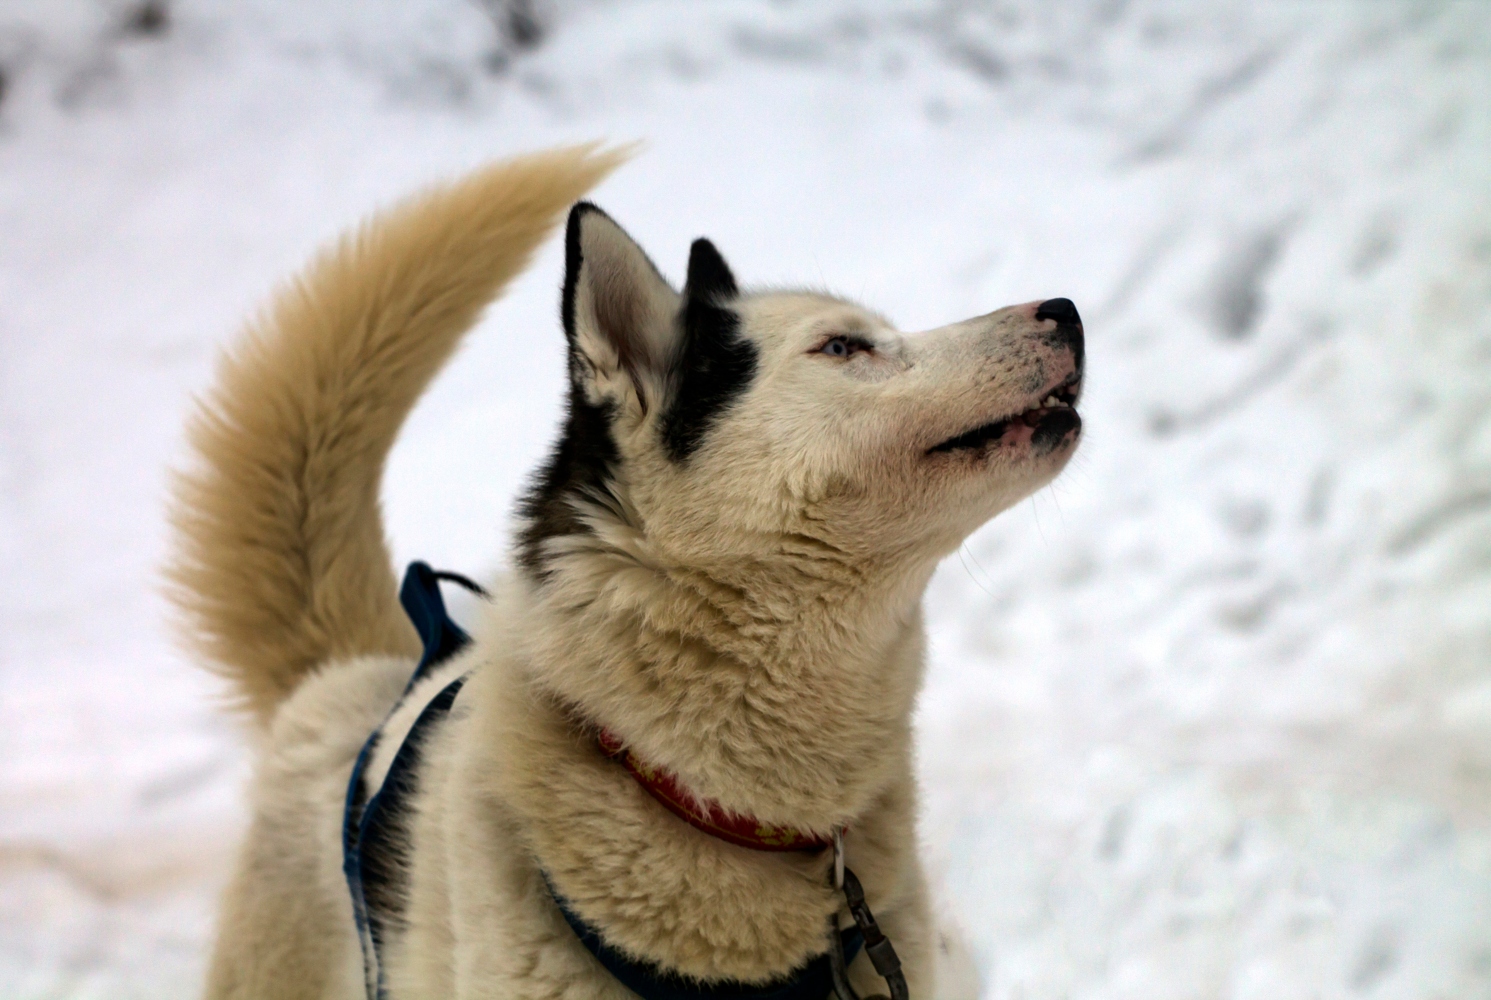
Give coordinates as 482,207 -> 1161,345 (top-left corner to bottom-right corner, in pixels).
517,204 -> 1083,583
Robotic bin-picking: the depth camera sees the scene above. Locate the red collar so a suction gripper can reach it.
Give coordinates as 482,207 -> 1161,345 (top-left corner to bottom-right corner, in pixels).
597,730 -> 832,852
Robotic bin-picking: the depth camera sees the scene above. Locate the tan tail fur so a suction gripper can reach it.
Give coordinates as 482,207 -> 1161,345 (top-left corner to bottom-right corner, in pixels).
168,144 -> 628,725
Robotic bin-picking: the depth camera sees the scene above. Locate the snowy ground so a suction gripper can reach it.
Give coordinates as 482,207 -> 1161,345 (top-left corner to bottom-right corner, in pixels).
1,1 -> 1489,997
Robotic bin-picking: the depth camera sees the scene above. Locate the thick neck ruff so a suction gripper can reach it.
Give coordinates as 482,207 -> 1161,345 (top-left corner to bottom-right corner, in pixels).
343,563 -> 860,1000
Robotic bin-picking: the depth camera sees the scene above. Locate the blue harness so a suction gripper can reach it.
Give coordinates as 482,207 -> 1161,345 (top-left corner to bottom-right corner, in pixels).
342,563 -> 862,1000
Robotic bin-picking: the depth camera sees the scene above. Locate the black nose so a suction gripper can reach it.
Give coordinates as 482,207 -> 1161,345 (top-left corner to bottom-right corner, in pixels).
1035,298 -> 1081,328
1035,297 -> 1084,372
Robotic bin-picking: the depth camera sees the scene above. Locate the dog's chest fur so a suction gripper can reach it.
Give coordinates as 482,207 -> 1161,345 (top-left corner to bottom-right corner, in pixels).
331,574 -> 931,998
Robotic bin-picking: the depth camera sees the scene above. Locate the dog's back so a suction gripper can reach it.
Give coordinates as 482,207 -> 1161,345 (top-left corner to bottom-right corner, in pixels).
168,145 -> 625,726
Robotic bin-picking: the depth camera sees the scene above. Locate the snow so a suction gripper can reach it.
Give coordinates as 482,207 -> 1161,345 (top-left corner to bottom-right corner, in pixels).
2,1 -> 1489,997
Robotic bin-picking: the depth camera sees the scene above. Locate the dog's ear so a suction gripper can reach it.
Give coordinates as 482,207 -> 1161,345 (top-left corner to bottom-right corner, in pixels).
659,238 -> 757,461
562,203 -> 681,413
683,237 -> 737,302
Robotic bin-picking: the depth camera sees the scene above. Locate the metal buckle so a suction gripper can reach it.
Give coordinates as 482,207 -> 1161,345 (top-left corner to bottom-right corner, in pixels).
827,828 -> 908,1000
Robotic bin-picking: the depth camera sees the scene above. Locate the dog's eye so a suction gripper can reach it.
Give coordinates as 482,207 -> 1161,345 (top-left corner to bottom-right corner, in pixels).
819,336 -> 870,358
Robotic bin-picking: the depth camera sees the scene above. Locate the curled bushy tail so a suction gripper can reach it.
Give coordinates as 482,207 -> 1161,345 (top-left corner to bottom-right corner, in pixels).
168,144 -> 627,725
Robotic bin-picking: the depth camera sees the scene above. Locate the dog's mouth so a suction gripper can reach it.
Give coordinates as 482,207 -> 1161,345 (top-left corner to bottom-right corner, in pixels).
926,377 -> 1082,455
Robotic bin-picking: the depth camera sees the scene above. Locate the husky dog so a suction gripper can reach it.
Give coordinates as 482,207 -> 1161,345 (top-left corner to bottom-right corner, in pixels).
169,145 -> 1084,1000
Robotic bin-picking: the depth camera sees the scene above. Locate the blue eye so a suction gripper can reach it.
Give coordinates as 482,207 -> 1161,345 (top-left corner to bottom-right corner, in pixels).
817,335 -> 873,358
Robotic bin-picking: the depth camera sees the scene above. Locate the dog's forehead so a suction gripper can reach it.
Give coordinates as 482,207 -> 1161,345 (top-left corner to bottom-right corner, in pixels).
736,291 -> 891,340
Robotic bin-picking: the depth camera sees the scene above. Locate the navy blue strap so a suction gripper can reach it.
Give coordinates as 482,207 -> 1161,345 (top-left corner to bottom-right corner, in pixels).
344,563 -> 476,999
399,561 -> 475,685
549,877 -> 863,1000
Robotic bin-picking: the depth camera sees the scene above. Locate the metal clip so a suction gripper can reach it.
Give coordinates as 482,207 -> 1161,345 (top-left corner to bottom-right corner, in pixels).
826,829 -> 908,1000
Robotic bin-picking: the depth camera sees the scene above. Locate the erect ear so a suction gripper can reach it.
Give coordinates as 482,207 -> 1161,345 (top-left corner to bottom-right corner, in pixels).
683,237 -> 738,302
659,237 -> 757,462
562,203 -> 681,413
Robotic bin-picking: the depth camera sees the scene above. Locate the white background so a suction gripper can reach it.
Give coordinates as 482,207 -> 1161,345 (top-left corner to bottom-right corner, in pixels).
1,2 -> 1489,997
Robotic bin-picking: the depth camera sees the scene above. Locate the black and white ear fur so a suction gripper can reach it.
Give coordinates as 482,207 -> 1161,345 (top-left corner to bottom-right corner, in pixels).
517,203 -> 680,575
561,202 -> 681,416
661,237 -> 756,462
517,204 -> 756,575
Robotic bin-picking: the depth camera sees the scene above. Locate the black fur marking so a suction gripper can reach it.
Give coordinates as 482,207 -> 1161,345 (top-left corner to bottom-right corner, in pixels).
515,202 -> 625,576
683,236 -> 738,299
559,201 -> 604,350
515,391 -> 621,576
660,239 -> 758,462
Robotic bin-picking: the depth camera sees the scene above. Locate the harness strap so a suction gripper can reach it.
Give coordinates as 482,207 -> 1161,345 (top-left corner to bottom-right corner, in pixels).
548,877 -> 863,1000
343,562 -> 477,1000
